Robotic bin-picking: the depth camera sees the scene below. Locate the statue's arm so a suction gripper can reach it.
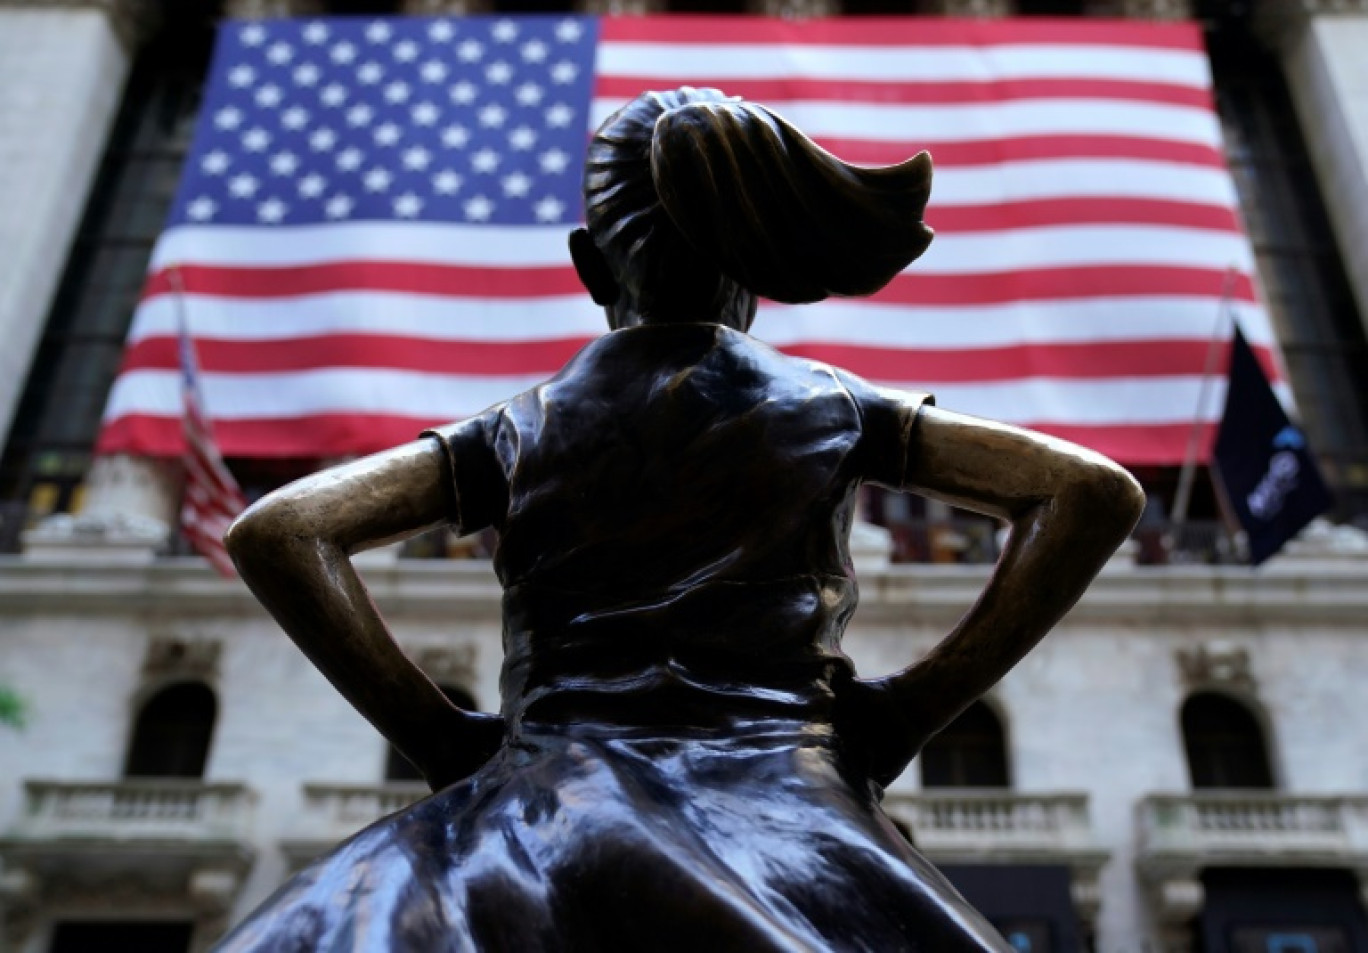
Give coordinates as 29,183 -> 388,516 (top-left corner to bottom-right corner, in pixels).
846,405 -> 1145,786
224,440 -> 503,790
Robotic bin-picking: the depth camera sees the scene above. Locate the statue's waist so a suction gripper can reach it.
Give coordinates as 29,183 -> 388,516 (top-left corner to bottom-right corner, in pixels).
504,654 -> 851,731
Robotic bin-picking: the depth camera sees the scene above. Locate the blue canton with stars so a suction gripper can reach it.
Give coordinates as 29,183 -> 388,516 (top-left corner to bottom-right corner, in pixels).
170,15 -> 598,228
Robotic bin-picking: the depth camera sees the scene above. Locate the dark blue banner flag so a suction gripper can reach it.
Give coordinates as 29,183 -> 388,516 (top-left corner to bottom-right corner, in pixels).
1213,325 -> 1331,565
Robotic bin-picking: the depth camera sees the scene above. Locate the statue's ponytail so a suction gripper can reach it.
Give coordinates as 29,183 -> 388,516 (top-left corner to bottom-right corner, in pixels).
649,100 -> 933,305
583,88 -> 933,314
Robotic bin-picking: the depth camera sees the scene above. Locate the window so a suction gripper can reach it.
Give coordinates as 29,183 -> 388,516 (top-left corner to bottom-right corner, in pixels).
124,681 -> 218,779
1181,692 -> 1274,789
385,684 -> 480,781
920,700 -> 1010,788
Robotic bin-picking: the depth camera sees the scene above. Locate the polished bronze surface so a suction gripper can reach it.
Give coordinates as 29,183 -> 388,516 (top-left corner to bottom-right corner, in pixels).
221,88 -> 1144,951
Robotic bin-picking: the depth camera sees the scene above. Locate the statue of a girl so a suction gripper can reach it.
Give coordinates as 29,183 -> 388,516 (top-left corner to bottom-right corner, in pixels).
220,88 -> 1144,951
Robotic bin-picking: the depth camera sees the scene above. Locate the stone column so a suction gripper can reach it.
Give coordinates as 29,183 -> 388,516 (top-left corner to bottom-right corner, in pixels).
23,454 -> 180,563
0,0 -> 149,450
921,0 -> 1011,15
1257,0 -> 1368,334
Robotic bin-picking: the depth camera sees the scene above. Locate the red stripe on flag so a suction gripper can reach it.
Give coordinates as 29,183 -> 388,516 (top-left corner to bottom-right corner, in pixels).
875,266 -> 1256,307
599,16 -> 1205,51
930,199 -> 1240,233
117,336 -> 1281,385
595,75 -> 1215,109
142,262 -> 584,302
811,135 -> 1227,168
138,264 -> 1253,308
122,335 -> 596,376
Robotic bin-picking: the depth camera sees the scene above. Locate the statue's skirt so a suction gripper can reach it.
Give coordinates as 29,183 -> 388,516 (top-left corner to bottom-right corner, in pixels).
217,720 -> 1011,952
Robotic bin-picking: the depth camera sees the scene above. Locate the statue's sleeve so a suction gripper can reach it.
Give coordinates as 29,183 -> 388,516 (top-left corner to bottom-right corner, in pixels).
419,407 -> 510,535
833,368 -> 934,491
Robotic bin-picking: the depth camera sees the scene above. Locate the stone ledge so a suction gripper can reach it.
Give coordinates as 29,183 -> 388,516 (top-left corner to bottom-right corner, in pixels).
2,555 -> 1368,624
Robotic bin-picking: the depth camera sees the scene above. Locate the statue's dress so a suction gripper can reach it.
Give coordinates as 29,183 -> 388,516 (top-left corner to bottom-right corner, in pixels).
219,324 -> 1010,952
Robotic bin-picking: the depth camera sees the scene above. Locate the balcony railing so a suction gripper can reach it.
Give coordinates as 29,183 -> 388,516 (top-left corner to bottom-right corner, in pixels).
7,779 -> 257,844
5,779 -> 256,844
884,790 -> 1100,858
1138,792 -> 1368,867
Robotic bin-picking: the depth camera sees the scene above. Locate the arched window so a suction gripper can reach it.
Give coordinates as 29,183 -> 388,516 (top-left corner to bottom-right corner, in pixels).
920,701 -> 1010,788
385,684 -> 480,782
124,681 -> 218,778
1181,692 -> 1275,789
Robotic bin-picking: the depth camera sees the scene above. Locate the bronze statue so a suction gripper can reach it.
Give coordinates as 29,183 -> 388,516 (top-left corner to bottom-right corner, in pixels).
220,88 -> 1144,951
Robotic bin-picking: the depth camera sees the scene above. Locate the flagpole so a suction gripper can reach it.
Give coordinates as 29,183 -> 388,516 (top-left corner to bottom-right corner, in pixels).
1170,267 -> 1237,534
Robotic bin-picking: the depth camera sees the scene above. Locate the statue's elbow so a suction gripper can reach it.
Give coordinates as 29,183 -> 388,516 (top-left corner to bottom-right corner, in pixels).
224,497 -> 295,571
1073,461 -> 1146,544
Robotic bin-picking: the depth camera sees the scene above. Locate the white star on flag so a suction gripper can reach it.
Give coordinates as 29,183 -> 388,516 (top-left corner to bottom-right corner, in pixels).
325,194 -> 353,219
464,194 -> 494,221
257,198 -> 287,222
187,197 -> 217,221
363,168 -> 393,192
201,151 -> 230,174
471,148 -> 500,173
298,174 -> 326,198
228,173 -> 258,198
433,170 -> 463,194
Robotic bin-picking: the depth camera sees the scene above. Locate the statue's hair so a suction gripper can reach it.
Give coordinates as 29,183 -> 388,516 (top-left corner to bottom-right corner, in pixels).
583,87 -> 934,312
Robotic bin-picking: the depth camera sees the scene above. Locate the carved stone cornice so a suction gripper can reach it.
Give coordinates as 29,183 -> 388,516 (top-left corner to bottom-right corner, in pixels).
1174,642 -> 1255,692
575,0 -> 665,13
402,0 -> 492,12
922,0 -> 1010,13
143,635 -> 223,683
0,0 -> 158,48
1284,0 -> 1368,12
222,0 -> 322,18
1118,0 -> 1193,19
747,0 -> 839,18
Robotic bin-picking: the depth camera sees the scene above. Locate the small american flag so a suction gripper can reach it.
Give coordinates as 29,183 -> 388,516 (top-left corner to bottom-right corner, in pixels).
174,270 -> 247,577
99,14 -> 1281,466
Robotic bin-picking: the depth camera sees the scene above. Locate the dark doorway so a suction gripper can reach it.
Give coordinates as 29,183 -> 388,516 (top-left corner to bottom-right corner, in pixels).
1201,868 -> 1368,953
124,681 -> 217,778
50,921 -> 194,953
921,700 -> 1011,788
942,865 -> 1083,953
1181,692 -> 1275,789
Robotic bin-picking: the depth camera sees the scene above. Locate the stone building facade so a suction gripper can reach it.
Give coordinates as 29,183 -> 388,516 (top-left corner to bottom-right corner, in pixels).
2,1 -> 1368,952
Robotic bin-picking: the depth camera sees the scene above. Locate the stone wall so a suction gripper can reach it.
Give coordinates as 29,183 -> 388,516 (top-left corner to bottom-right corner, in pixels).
3,557 -> 1367,948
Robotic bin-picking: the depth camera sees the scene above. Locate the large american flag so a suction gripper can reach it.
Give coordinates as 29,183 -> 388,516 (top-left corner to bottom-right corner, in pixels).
97,14 -> 1280,466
